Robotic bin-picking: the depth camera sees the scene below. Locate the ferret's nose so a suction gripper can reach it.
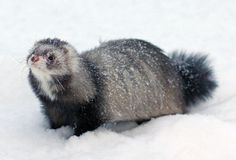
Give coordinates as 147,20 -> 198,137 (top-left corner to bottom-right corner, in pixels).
31,55 -> 40,63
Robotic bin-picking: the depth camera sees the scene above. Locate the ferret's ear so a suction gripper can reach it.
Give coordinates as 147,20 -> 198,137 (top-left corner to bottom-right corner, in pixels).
62,47 -> 68,54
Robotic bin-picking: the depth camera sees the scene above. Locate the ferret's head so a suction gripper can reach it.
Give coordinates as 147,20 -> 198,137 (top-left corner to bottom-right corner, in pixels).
27,38 -> 96,102
27,38 -> 79,76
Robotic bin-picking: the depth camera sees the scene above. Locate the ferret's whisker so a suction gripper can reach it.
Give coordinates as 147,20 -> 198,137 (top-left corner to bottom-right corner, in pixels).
18,58 -> 27,64
21,64 -> 28,72
55,77 -> 65,91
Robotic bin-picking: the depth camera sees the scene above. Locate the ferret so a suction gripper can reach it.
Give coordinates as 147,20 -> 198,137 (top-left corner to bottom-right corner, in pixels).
27,38 -> 217,136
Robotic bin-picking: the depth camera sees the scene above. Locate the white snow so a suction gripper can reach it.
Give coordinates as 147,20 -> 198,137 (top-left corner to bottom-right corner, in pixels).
0,0 -> 236,159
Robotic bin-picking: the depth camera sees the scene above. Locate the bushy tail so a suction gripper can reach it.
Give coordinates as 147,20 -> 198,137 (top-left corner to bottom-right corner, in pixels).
170,51 -> 217,106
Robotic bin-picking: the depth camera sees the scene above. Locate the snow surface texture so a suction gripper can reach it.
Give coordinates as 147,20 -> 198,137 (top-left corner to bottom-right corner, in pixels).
0,0 -> 236,159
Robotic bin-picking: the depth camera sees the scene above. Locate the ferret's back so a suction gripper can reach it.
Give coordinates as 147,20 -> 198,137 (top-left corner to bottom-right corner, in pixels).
81,39 -> 185,122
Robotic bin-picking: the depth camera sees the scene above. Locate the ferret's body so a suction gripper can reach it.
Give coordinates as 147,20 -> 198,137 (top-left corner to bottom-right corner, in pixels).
27,38 -> 217,136
81,39 -> 184,122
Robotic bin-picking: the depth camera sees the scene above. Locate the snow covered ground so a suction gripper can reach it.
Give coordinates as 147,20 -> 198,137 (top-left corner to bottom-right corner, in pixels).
0,0 -> 236,159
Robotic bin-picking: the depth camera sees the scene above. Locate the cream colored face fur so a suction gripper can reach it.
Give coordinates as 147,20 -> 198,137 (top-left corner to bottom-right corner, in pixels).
27,43 -> 96,102
27,44 -> 78,100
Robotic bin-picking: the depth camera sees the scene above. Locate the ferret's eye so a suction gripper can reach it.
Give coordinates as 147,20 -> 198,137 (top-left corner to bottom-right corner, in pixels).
47,55 -> 55,61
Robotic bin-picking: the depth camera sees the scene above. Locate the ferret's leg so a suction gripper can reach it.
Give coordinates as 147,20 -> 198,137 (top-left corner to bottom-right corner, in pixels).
136,119 -> 150,125
44,106 -> 69,129
74,119 -> 100,136
73,114 -> 102,136
49,119 -> 63,129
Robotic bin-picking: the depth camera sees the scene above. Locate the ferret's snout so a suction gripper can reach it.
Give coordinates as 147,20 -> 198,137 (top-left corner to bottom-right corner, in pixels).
31,55 -> 40,63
